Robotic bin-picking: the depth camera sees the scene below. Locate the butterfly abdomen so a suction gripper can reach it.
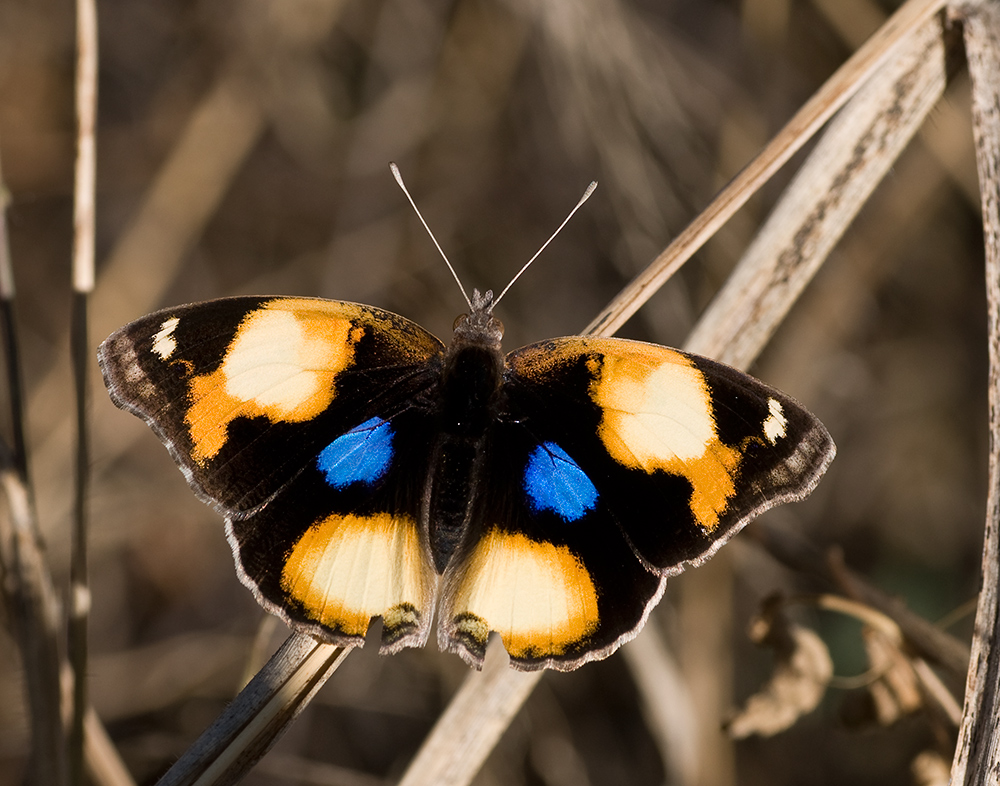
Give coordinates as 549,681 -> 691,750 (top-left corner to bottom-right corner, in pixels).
426,438 -> 481,572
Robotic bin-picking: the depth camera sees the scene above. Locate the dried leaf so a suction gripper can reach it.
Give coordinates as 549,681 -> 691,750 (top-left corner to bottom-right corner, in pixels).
726,600 -> 833,738
911,751 -> 950,786
862,626 -> 923,725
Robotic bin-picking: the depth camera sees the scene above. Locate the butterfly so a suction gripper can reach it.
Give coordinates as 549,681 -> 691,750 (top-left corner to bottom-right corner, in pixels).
98,285 -> 835,672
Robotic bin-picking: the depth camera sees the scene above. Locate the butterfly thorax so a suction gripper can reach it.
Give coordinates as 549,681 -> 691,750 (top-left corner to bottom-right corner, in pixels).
425,290 -> 505,572
439,288 -> 504,434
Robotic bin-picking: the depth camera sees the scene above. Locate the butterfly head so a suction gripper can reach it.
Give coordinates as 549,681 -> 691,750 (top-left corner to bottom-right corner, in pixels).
452,288 -> 503,350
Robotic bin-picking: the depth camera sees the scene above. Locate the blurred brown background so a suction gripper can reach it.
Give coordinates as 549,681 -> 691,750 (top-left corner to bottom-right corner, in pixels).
0,0 -> 987,784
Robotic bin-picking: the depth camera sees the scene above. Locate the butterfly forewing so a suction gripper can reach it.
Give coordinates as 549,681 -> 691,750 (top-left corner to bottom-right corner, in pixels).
503,337 -> 835,574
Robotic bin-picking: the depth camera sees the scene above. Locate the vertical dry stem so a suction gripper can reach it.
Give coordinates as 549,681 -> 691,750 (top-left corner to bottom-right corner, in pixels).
69,0 -> 98,781
0,462 -> 67,786
951,3 -> 1000,782
0,140 -> 67,786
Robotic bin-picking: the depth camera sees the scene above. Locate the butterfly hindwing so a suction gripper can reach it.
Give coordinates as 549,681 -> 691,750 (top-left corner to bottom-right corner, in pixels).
438,426 -> 664,671
229,405 -> 440,651
99,296 -> 446,651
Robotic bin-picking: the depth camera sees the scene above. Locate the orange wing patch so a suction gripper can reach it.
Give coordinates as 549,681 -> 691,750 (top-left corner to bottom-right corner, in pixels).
589,345 -> 742,532
449,529 -> 599,659
281,511 -> 433,640
184,299 -> 364,464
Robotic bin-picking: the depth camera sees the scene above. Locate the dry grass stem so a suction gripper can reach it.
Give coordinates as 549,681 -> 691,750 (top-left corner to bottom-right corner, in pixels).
72,0 -> 97,299
584,0 -> 948,338
911,658 -> 964,727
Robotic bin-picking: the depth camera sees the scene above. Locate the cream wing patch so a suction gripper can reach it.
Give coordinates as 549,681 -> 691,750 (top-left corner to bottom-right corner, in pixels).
221,309 -> 337,411
590,346 -> 742,531
184,299 -> 363,463
593,350 -> 716,466
152,317 -> 179,360
281,512 -> 432,638
763,398 -> 787,444
449,530 -> 599,659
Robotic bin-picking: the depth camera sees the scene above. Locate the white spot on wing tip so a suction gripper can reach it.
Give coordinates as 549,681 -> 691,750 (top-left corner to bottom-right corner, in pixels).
763,398 -> 787,444
152,317 -> 180,360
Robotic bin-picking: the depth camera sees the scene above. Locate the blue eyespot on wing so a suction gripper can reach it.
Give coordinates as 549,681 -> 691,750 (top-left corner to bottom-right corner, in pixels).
318,416 -> 395,488
523,442 -> 598,521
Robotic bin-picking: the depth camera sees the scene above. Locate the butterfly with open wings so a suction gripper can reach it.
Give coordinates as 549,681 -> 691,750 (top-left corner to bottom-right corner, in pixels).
98,174 -> 834,672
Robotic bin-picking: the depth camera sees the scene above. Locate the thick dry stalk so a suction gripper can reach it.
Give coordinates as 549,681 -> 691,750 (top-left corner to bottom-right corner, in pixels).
686,11 -> 949,368
950,2 -> 1000,782
154,633 -> 347,786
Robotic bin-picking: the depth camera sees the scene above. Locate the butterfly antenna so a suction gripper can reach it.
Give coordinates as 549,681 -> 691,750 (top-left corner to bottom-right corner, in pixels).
390,162 -> 472,310
493,180 -> 598,309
